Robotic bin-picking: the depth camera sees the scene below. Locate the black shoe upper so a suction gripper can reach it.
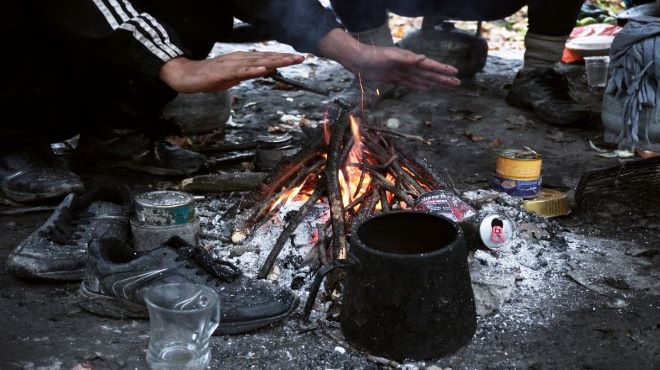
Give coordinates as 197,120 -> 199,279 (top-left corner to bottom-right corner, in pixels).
506,67 -> 590,125
83,233 -> 299,331
6,184 -> 132,280
77,128 -> 206,176
0,146 -> 83,202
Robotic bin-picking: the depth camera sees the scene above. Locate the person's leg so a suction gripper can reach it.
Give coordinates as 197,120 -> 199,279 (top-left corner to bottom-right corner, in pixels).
523,0 -> 584,69
329,0 -> 389,33
0,3 -> 84,202
507,0 -> 589,126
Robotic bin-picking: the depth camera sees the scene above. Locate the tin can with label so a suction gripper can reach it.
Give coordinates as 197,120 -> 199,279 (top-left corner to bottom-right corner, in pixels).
132,191 -> 200,252
492,149 -> 543,198
413,190 -> 477,222
135,191 -> 196,226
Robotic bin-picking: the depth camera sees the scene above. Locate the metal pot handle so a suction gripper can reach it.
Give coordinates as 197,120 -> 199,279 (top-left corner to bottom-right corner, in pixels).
302,258 -> 357,321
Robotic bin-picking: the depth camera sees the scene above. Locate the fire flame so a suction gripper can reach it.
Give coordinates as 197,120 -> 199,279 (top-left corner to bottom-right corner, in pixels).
270,114 -> 374,212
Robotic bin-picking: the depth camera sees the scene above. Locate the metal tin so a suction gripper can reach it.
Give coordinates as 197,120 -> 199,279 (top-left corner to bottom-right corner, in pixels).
131,217 -> 201,252
478,214 -> 516,250
255,134 -> 300,171
491,174 -> 542,198
523,188 -> 570,217
134,191 -> 195,226
495,149 -> 542,180
413,190 -> 476,222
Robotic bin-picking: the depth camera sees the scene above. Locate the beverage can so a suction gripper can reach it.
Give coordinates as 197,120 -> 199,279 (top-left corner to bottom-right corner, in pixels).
478,214 -> 516,249
414,190 -> 476,222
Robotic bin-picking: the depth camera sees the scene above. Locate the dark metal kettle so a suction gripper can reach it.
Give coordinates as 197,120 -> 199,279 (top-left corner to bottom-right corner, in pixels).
399,17 -> 489,77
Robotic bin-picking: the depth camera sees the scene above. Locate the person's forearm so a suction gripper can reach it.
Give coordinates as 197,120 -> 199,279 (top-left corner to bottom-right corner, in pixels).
317,28 -> 363,74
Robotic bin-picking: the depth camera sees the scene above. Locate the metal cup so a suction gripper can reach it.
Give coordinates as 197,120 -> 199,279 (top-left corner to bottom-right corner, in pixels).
145,283 -> 220,370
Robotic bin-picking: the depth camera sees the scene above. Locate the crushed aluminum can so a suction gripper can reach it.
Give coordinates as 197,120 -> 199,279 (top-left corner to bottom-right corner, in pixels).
135,191 -> 195,226
478,214 -> 516,250
413,190 -> 477,222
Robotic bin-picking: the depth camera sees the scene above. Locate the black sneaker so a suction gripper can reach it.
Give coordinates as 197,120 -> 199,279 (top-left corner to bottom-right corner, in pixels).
5,185 -> 132,280
506,67 -> 590,125
77,130 -> 207,176
0,146 -> 84,203
79,234 -> 300,335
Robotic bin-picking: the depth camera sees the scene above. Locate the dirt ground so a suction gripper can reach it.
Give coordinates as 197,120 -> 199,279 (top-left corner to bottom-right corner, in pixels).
1,41 -> 659,370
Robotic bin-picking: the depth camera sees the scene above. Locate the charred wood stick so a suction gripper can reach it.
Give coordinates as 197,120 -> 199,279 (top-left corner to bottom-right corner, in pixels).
181,172 -> 268,193
325,107 -> 351,260
322,328 -> 401,368
243,161 -> 324,230
369,172 -> 415,207
257,181 -> 326,279
361,124 -> 434,145
205,152 -> 255,167
353,190 -> 379,228
260,151 -> 321,199
378,188 -> 390,212
268,71 -> 330,96
392,161 -> 425,196
393,143 -> 443,189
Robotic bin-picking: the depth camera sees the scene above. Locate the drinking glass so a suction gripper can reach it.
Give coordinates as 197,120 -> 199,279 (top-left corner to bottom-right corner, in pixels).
145,283 -> 220,370
584,56 -> 610,88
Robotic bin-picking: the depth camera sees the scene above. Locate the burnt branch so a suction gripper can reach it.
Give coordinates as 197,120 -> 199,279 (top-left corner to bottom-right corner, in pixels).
257,180 -> 326,279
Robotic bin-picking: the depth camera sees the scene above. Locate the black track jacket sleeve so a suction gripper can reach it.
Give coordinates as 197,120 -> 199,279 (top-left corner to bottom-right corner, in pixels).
29,0 -> 188,81
232,0 -> 341,54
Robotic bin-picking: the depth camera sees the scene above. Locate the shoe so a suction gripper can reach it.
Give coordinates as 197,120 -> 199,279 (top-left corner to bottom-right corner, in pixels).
0,146 -> 84,203
6,185 -> 132,280
77,129 -> 207,176
506,67 -> 590,125
79,234 -> 300,335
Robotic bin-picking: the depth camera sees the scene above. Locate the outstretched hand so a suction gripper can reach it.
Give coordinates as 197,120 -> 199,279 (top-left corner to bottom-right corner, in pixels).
319,29 -> 460,91
352,46 -> 460,91
160,51 -> 305,93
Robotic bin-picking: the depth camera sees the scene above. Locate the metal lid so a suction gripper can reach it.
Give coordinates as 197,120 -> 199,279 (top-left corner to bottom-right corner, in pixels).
523,188 -> 570,217
256,134 -> 293,149
498,149 -> 541,161
135,191 -> 194,208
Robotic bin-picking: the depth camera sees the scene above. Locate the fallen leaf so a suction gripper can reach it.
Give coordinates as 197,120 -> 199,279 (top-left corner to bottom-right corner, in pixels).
465,130 -> 487,142
449,108 -> 483,122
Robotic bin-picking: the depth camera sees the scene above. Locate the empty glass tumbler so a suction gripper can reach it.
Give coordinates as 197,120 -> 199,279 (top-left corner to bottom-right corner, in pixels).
584,56 -> 610,88
145,283 -> 220,370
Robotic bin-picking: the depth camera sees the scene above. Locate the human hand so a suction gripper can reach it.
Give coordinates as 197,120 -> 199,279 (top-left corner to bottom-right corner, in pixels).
318,29 -> 460,90
350,46 -> 461,90
159,52 -> 305,93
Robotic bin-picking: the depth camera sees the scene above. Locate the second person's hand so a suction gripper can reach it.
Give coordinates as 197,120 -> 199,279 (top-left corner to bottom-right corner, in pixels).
159,51 -> 305,93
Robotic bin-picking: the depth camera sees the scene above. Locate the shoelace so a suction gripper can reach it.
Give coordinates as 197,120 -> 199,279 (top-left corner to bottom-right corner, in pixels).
174,244 -> 241,286
39,207 -> 94,244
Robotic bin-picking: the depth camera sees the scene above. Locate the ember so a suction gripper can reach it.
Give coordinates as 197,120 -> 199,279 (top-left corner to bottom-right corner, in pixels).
234,99 -> 446,279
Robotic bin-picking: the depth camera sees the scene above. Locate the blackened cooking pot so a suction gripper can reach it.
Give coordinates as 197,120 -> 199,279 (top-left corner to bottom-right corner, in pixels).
304,212 -> 476,361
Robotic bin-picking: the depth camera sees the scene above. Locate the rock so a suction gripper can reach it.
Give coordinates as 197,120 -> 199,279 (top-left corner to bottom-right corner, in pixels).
471,275 -> 516,316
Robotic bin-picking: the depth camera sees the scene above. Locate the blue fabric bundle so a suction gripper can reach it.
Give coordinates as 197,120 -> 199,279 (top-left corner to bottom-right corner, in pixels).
606,16 -> 660,149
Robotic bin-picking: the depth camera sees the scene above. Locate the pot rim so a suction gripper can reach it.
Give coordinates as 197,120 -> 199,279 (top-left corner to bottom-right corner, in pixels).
351,211 -> 464,259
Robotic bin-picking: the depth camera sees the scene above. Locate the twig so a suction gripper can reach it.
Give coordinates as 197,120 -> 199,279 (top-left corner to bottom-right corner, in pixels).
322,327 -> 401,368
269,70 -> 330,96
257,181 -> 326,279
378,188 -> 390,212
361,124 -> 434,145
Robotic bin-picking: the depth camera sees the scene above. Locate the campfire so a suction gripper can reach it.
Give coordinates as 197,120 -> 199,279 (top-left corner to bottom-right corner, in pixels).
233,99 -> 445,279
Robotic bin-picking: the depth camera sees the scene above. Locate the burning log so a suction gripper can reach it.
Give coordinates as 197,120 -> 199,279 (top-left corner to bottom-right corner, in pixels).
235,99 -> 444,277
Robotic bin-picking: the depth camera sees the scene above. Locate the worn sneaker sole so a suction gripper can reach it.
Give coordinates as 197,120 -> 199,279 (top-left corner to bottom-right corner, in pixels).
78,283 -> 300,335
1,183 -> 83,203
6,254 -> 85,281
